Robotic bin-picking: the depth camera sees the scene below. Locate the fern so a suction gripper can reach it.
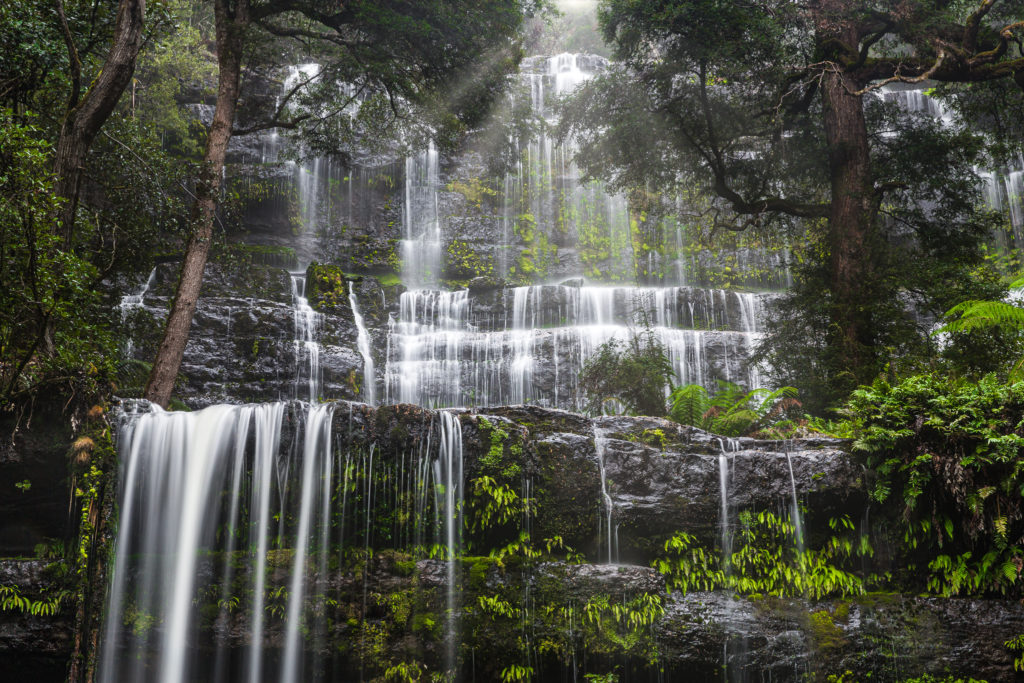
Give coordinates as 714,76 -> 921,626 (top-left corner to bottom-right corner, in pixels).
668,384 -> 710,426
668,381 -> 799,436
114,358 -> 153,394
937,275 -> 1024,335
937,300 -> 1024,334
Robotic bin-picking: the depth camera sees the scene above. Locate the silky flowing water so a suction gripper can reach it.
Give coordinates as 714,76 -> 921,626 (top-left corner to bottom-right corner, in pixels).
96,50 -> 1017,683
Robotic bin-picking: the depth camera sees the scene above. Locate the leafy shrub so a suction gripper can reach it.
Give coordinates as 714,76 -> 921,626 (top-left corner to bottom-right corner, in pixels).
579,325 -> 674,416
654,512 -> 866,600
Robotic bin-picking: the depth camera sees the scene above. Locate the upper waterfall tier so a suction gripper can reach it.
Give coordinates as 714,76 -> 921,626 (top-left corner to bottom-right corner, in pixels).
117,53 -> 792,409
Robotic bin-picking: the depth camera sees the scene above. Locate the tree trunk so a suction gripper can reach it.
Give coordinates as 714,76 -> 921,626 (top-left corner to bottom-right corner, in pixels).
53,0 -> 146,249
818,30 -> 879,385
144,0 -> 248,408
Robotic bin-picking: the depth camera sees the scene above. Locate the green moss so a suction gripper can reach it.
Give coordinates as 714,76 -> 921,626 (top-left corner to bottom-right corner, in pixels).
640,428 -> 667,450
447,177 -> 497,210
807,609 -> 847,653
214,243 -> 298,269
376,272 -> 402,288
266,549 -> 294,569
445,239 -> 494,283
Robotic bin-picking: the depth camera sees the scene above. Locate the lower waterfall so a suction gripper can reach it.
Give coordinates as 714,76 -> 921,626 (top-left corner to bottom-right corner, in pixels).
99,401 -> 465,683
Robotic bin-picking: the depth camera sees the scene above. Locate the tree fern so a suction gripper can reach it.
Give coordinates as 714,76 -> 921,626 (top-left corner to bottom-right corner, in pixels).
937,276 -> 1024,335
668,381 -> 799,436
668,384 -> 710,427
937,300 -> 1024,334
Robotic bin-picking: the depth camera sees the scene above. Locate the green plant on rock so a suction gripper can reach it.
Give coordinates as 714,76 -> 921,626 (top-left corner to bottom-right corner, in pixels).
500,665 -> 534,682
654,531 -> 725,593
581,593 -> 664,665
668,381 -> 800,436
445,239 -> 494,284
448,177 -> 498,210
469,476 -> 526,534
1005,633 -> 1024,672
654,512 -> 866,600
0,584 -> 72,617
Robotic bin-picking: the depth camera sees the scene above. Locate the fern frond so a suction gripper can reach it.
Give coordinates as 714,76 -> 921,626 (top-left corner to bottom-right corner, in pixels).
937,301 -> 1024,335
669,384 -> 710,427
710,409 -> 760,437
114,358 -> 152,393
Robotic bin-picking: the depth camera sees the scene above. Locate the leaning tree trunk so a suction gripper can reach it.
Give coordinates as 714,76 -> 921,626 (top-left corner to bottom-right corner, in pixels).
144,0 -> 248,408
818,29 -> 879,387
53,0 -> 146,249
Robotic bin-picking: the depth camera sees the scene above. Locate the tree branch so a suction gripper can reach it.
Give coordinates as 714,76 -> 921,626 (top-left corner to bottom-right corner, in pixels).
55,0 -> 83,110
853,49 -> 948,95
963,0 -> 998,54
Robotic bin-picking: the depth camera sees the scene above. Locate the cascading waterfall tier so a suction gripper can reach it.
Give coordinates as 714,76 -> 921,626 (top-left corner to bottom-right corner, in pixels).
385,283 -> 765,409
99,401 -> 465,683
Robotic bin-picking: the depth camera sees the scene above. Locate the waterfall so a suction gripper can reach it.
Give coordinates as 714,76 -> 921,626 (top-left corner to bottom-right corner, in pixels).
348,280 -> 376,405
436,411 -> 464,673
99,401 -> 470,682
99,402 -> 285,683
785,446 -> 806,555
593,425 -> 617,564
118,266 -> 157,318
401,142 -> 442,289
384,283 -> 764,409
119,266 -> 158,357
281,403 -> 335,683
717,438 -> 739,570
290,273 -> 322,401
884,87 -> 1024,248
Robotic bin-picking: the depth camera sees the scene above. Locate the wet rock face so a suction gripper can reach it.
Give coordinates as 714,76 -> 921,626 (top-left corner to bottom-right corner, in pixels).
0,409 -> 74,556
120,260 -> 368,407
659,591 -> 1024,682
0,560 -> 74,682
320,403 -> 862,564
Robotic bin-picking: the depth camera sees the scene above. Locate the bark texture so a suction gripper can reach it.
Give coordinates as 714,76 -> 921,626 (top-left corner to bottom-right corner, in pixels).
144,0 -> 248,408
813,13 -> 880,383
821,66 -> 876,378
53,0 -> 146,248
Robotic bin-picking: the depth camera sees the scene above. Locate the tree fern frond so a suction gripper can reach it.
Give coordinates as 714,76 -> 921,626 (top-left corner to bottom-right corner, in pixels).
710,409 -> 759,436
669,384 -> 710,427
937,301 -> 1024,335
114,358 -> 152,393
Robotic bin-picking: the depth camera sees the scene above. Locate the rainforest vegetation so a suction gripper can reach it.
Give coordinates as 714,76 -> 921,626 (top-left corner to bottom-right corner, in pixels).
2,0 -> 1024,681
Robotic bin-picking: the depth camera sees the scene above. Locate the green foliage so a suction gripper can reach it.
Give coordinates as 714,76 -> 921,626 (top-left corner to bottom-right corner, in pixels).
0,112 -> 118,409
845,373 -> 1024,596
579,324 -> 674,416
1005,633 -> 1024,672
938,276 -> 1024,335
668,381 -> 799,437
0,584 -> 72,617
655,512 -> 867,600
130,0 -> 214,156
936,276 -> 1024,379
